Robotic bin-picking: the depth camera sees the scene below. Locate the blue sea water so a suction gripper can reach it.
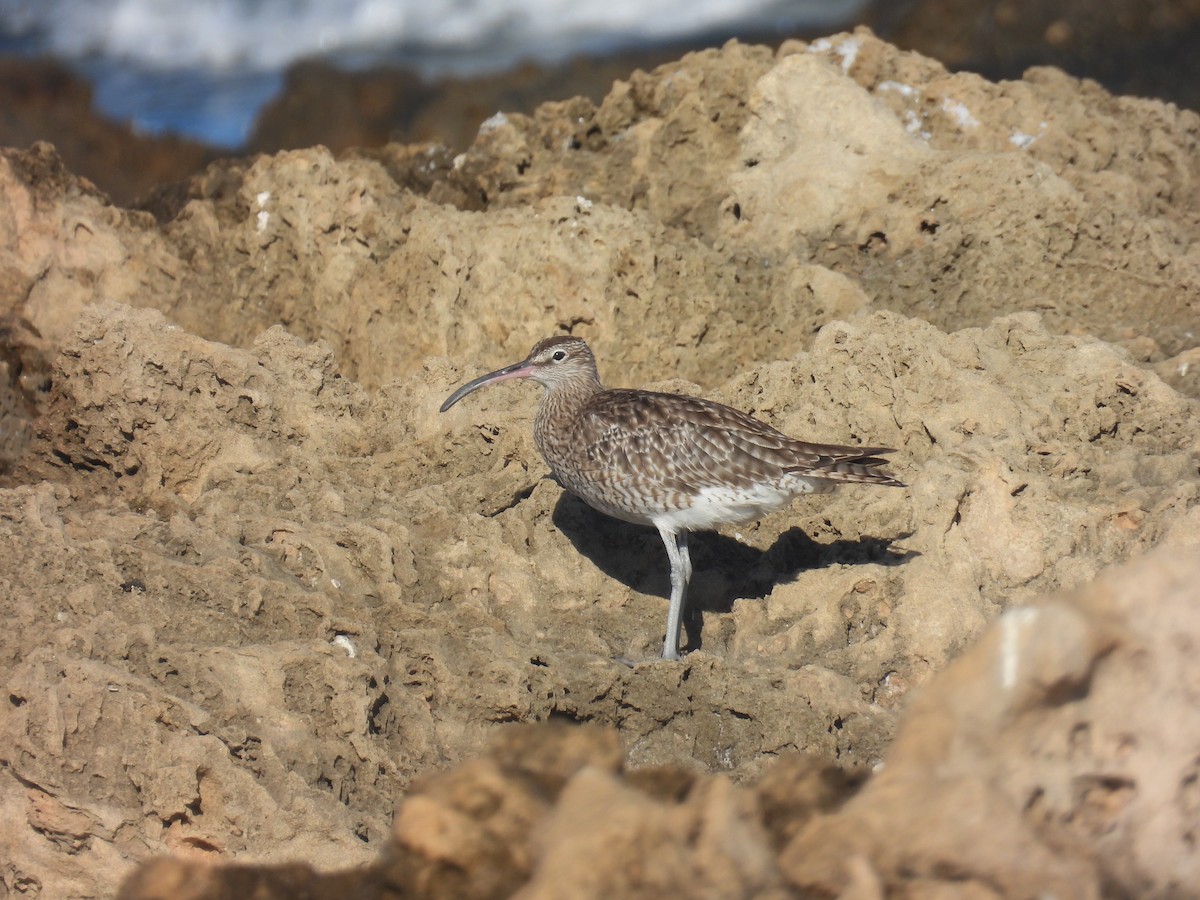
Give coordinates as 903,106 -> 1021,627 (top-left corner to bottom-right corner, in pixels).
0,0 -> 865,148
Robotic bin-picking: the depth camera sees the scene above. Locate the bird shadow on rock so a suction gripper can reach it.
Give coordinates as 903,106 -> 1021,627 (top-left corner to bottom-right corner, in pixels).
551,492 -> 916,653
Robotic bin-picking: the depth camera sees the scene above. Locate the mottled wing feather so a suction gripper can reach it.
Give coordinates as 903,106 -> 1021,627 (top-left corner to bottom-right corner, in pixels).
564,390 -> 901,502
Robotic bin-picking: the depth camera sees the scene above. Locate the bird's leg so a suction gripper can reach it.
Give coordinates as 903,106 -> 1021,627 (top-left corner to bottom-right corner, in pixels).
658,526 -> 691,661
677,532 -> 705,650
677,532 -> 692,584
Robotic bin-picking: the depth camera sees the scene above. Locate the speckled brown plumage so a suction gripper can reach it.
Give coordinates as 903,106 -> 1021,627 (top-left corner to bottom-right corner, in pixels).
441,335 -> 904,660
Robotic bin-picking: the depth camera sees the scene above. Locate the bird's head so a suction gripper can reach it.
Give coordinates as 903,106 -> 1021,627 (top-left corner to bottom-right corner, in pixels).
439,336 -> 600,412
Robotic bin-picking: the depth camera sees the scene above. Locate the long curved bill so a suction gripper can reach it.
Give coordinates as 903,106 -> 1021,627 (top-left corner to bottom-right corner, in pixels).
439,359 -> 536,412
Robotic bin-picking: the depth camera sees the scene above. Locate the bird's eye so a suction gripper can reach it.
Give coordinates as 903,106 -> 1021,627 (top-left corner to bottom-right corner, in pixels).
552,350 -> 567,361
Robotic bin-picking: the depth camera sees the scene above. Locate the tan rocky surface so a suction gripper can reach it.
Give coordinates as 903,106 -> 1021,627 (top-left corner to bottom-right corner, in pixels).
113,547 -> 1200,898
0,29 -> 1198,899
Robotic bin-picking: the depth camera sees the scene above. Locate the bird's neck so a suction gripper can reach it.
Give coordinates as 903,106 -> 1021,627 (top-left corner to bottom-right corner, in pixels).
534,372 -> 603,460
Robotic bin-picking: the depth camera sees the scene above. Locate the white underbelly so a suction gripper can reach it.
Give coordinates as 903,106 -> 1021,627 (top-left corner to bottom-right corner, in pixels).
650,477 -> 834,532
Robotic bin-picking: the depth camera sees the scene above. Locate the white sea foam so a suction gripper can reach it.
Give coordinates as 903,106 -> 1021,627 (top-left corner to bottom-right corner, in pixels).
0,0 -> 867,145
9,0 -> 868,75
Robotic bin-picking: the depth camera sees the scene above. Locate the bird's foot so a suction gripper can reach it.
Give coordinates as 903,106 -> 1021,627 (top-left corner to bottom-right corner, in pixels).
611,650 -> 684,667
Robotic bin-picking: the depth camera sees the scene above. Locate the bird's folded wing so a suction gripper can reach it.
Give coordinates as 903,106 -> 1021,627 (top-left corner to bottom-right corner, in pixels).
571,391 -> 803,494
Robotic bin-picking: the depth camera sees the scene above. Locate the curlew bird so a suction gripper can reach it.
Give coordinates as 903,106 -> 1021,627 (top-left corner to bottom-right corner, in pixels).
440,336 -> 904,661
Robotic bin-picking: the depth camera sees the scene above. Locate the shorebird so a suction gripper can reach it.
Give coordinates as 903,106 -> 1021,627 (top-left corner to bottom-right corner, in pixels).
440,336 -> 903,661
